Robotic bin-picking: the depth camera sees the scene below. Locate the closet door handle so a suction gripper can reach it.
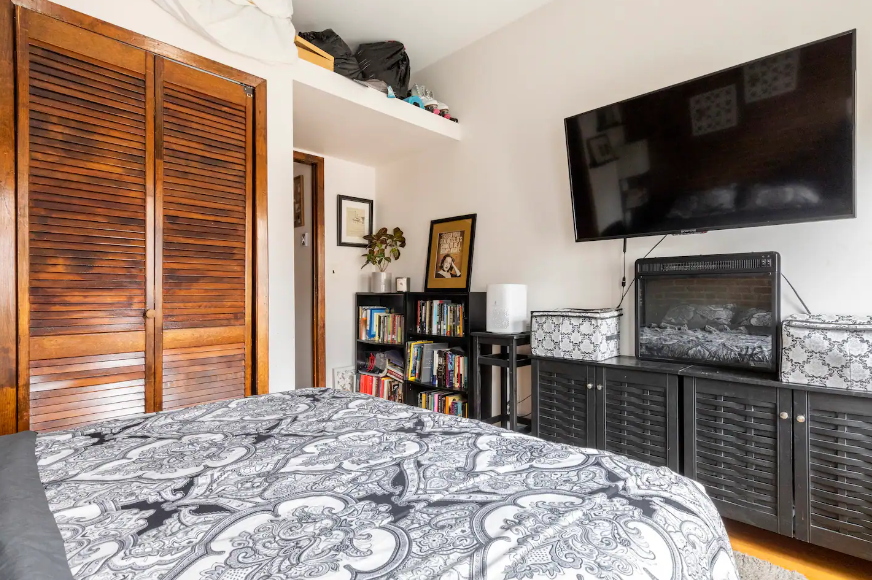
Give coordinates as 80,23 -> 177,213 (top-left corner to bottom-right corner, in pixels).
144,309 -> 156,319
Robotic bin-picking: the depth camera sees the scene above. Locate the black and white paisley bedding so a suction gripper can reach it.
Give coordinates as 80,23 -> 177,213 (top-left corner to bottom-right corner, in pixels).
35,389 -> 740,580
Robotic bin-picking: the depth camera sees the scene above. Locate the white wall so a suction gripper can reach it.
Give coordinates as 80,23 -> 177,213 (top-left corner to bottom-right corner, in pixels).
322,156 -> 378,387
52,0 -> 298,391
293,163 -> 313,388
378,0 -> 872,357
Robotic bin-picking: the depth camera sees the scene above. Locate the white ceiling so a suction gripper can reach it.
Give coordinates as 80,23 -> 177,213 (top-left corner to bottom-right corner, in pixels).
292,0 -> 555,72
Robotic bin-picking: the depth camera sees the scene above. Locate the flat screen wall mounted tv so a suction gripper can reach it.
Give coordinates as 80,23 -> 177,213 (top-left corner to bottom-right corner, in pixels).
565,31 -> 856,242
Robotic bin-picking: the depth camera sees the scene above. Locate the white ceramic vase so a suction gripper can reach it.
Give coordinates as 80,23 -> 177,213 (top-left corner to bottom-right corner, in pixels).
371,272 -> 391,293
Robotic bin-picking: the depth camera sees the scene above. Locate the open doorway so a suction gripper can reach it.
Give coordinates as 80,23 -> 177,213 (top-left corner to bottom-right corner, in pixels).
293,152 -> 326,388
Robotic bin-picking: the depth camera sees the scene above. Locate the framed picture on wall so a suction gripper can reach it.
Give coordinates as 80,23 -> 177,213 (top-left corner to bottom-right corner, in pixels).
424,214 -> 477,292
587,134 -> 617,167
293,175 -> 305,228
333,366 -> 356,392
337,195 -> 373,247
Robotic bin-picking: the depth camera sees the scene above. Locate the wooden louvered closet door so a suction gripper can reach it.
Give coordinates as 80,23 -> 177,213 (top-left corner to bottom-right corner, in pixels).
16,10 -> 154,431
155,58 -> 252,411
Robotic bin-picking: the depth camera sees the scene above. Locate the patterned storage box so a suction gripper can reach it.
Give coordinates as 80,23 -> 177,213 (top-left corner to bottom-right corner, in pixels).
781,314 -> 872,391
531,308 -> 622,362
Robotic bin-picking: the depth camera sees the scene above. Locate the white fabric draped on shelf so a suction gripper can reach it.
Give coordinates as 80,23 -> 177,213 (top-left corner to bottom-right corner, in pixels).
152,0 -> 298,64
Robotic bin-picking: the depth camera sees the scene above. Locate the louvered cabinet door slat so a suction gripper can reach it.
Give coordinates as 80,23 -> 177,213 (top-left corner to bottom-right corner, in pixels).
598,368 -> 679,470
795,392 -> 872,560
156,58 -> 252,411
533,360 -> 596,448
684,378 -> 793,536
17,10 -> 154,431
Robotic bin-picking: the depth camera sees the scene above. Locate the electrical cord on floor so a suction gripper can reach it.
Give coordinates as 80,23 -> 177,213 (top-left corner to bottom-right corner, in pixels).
615,234 -> 668,310
782,273 -> 812,315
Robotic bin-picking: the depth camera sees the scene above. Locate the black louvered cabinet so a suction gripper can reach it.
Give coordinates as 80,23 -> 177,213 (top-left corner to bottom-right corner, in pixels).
532,359 -> 595,448
532,358 -> 680,468
532,355 -> 872,563
794,391 -> 872,560
598,367 -> 680,470
683,378 -> 793,536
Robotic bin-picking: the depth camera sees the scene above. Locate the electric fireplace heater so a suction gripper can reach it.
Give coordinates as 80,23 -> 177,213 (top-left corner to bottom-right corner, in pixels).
635,252 -> 780,372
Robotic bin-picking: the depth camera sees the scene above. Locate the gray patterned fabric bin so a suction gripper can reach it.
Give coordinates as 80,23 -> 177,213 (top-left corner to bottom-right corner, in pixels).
531,308 -> 622,361
781,314 -> 872,391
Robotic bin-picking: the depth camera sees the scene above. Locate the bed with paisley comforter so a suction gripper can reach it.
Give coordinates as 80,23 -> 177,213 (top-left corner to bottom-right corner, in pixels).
35,388 -> 739,580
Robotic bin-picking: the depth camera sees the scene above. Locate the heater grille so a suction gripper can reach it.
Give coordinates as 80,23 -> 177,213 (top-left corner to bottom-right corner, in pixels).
638,253 -> 777,274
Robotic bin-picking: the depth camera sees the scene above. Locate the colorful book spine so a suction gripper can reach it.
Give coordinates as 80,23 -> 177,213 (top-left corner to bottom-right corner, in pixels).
417,390 -> 468,418
356,374 -> 404,403
415,301 -> 464,337
359,307 -> 404,344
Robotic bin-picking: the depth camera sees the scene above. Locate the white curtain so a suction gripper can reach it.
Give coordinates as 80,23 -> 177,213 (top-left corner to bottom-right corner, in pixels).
153,0 -> 298,64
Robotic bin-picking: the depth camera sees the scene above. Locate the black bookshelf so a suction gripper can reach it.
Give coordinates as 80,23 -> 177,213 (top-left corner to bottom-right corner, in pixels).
354,291 -> 489,418
354,292 -> 407,403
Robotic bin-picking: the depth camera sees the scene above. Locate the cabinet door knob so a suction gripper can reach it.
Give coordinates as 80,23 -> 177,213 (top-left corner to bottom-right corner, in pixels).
796,415 -> 806,423
779,412 -> 789,420
596,384 -> 603,391
586,383 -> 593,390
144,309 -> 156,319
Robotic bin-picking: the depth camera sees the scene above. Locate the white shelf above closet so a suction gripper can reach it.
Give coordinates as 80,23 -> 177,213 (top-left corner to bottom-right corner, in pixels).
293,60 -> 461,166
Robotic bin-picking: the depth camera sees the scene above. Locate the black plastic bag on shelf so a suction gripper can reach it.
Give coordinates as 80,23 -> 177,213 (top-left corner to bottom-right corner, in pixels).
354,41 -> 411,99
298,29 -> 363,80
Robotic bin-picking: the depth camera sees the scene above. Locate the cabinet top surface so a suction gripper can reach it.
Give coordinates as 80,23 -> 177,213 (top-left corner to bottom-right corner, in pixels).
533,355 -> 872,398
682,365 -> 872,398
534,355 -> 688,374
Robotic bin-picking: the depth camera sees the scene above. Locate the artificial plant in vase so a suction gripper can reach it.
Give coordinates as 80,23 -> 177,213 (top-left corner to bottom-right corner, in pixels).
361,227 -> 406,293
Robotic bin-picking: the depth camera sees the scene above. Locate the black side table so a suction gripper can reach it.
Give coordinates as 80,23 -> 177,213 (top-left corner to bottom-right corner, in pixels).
471,331 -> 531,433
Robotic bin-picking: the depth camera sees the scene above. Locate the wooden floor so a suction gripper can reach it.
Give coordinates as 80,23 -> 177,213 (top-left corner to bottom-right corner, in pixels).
725,520 -> 872,580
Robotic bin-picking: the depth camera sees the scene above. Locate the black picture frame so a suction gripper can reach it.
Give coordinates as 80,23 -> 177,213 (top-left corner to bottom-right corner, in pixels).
424,214 -> 477,293
337,195 -> 373,247
293,175 -> 305,228
587,134 -> 617,168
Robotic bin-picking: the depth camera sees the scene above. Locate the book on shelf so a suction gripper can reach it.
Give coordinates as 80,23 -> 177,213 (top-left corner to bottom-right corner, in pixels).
356,375 -> 404,403
405,340 -> 431,382
358,306 -> 404,344
415,300 -> 464,337
406,342 -> 467,389
357,349 -> 405,382
418,390 -> 468,417
434,348 -> 468,390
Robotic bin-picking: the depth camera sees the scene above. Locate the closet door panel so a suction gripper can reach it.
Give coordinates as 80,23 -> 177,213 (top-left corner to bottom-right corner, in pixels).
157,59 -> 252,411
18,10 -> 153,431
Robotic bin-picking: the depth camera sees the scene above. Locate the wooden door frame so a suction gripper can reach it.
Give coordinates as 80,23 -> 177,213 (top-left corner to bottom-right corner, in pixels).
0,0 -> 271,433
0,0 -> 15,435
293,151 -> 326,389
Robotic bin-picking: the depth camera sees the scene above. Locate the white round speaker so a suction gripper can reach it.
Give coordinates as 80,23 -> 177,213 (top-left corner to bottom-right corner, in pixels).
486,284 -> 528,333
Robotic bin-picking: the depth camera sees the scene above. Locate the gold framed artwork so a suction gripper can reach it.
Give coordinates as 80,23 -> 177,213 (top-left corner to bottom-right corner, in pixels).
425,214 -> 477,292
293,175 -> 305,228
